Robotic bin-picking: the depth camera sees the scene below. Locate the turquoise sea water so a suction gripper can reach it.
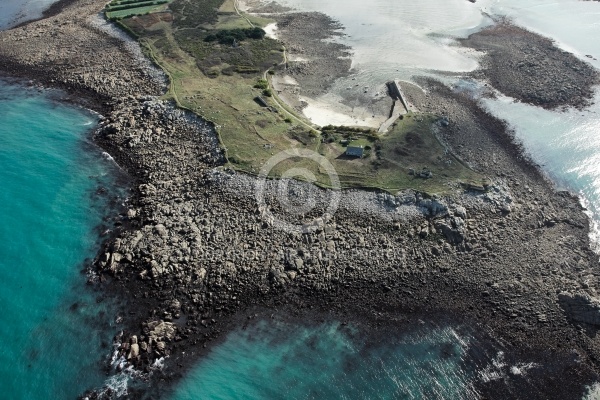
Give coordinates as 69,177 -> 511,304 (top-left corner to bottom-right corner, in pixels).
2,0 -> 600,398
168,319 -> 482,400
0,79 -> 121,399
170,1 -> 600,399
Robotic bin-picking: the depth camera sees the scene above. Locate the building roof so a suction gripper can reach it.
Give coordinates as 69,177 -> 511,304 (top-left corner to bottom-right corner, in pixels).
346,145 -> 364,157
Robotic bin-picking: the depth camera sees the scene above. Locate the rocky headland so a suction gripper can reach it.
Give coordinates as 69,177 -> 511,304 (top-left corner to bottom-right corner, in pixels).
1,1 -> 600,399
461,21 -> 600,110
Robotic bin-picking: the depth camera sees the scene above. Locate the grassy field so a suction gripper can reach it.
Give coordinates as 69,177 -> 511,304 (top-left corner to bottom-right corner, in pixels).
315,115 -> 486,191
111,0 -> 487,194
105,0 -> 172,20
218,0 -> 237,14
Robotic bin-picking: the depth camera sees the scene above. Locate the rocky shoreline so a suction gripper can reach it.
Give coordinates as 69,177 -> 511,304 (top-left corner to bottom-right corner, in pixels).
273,12 -> 352,99
461,20 -> 600,110
2,1 -> 600,399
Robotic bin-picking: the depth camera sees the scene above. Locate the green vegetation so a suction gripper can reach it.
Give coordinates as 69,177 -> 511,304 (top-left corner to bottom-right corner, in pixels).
254,79 -> 269,90
169,0 -> 224,28
204,27 -> 266,44
308,115 -> 468,191
106,0 -> 486,194
172,27 -> 282,78
360,114 -> 486,191
105,0 -> 172,20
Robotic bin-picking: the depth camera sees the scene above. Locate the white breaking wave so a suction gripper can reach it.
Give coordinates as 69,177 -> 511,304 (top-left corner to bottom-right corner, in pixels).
478,351 -> 539,383
509,362 -> 539,376
101,370 -> 132,398
584,383 -> 600,400
91,341 -> 168,399
152,357 -> 166,370
478,351 -> 507,383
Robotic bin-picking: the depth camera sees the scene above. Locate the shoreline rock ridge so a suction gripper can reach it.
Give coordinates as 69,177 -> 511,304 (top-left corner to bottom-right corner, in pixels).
1,1 -> 600,398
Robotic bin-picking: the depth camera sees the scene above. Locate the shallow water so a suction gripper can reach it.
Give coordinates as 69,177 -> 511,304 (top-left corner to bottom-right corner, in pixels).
2,0 -> 599,398
482,92 -> 600,250
168,319 -> 485,400
271,0 -> 490,128
0,79 -> 122,399
168,1 -> 600,399
0,0 -> 60,29
274,0 -> 600,85
276,0 -> 485,74
474,0 -> 600,250
267,0 -> 600,248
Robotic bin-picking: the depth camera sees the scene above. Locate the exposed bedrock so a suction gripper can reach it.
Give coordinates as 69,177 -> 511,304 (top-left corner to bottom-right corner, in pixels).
461,21 -> 600,110
0,1 -> 600,398
560,292 -> 600,327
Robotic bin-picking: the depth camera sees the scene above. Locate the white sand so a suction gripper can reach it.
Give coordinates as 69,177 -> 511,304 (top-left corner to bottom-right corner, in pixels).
235,0 -> 252,12
300,93 -> 387,128
287,55 -> 309,62
263,22 -> 279,39
277,75 -> 300,86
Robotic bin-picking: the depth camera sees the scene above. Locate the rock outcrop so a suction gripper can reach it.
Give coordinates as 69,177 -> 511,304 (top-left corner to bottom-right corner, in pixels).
1,2 -> 600,398
560,292 -> 600,327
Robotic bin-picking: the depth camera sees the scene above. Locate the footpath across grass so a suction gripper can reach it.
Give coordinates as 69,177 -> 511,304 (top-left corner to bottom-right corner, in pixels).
108,0 -> 487,194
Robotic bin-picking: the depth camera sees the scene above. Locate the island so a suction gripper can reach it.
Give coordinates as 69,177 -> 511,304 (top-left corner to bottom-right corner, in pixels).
1,0 -> 599,398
